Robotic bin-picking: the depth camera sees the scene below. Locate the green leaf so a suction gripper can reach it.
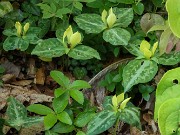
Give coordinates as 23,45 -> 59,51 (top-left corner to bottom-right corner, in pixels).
0,118 -> 5,135
50,70 -> 70,88
159,27 -> 172,55
31,38 -> 66,58
69,80 -> 91,90
158,52 -> 180,65
113,8 -> 134,27
57,111 -> 72,125
27,104 -> 54,115
68,45 -> 100,60
132,2 -> 144,15
103,28 -> 131,46
38,19 -> 51,38
74,111 -> 96,127
156,67 -> 180,96
102,96 -> 114,111
123,59 -> 158,92
22,117 -> 44,127
155,85 -> 180,121
44,113 -> 57,130
45,130 -> 59,135
117,0 -> 134,4
158,98 -> 180,135
22,1 -> 41,16
87,111 -> 117,135
166,0 -> 180,38
74,14 -> 106,34
3,37 -> 29,51
54,88 -> 66,98
73,2 -> 83,11
0,1 -> 13,17
52,92 -> 69,113
76,131 -> 86,135
69,90 -> 84,104
51,122 -> 75,133
6,97 -> 27,121
56,8 -> 71,18
119,107 -> 141,129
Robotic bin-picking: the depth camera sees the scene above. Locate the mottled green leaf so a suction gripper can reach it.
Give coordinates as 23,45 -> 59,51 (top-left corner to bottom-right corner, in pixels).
3,37 -> 29,51
31,38 -> 66,58
123,59 -> 158,92
158,52 -> 180,65
103,28 -> 131,46
87,111 -> 117,135
68,45 -> 100,60
74,14 -> 106,34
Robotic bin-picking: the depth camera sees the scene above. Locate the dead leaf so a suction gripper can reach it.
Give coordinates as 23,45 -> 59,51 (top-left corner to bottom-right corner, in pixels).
1,59 -> 21,77
35,68 -> 45,85
2,74 -> 15,82
27,58 -> 36,77
0,84 -> 53,110
11,80 -> 33,86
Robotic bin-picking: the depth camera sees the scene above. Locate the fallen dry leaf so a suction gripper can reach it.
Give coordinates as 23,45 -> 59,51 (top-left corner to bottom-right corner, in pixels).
0,84 -> 53,110
35,68 -> 45,85
11,80 -> 33,86
2,74 -> 15,82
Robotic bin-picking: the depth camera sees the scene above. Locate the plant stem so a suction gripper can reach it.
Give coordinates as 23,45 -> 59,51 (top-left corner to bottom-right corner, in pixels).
114,116 -> 120,135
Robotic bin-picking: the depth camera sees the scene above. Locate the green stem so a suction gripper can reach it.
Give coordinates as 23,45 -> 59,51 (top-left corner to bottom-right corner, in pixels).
114,115 -> 120,135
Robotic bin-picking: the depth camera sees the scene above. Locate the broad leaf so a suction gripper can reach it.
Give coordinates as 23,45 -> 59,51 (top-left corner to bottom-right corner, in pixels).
154,85 -> 180,120
158,98 -> 180,135
54,88 -> 66,98
132,2 -> 144,15
74,14 -> 106,34
69,89 -> 84,104
51,122 -> 75,133
44,113 -> 57,130
166,0 -> 180,38
156,67 -> 180,96
158,52 -> 180,65
123,59 -> 158,92
103,28 -> 131,46
68,45 -> 100,60
113,8 -> 133,27
87,111 -> 117,135
3,37 -> 29,51
57,111 -> 72,125
31,38 -> 66,58
52,92 -> 69,113
0,118 -> 4,135
74,111 -> 96,127
119,107 -> 141,129
76,131 -> 86,135
27,104 -> 54,115
50,70 -> 70,88
69,80 -> 91,90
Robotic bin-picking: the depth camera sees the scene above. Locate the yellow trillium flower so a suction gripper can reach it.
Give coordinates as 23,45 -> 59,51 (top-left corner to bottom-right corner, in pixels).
101,7 -> 117,28
23,23 -> 30,36
63,25 -> 81,48
140,40 -> 158,59
15,22 -> 22,37
112,93 -> 130,112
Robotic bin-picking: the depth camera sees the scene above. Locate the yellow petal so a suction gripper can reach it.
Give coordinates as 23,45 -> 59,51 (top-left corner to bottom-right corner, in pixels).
151,42 -> 158,55
117,93 -> 124,104
15,22 -> 22,37
112,95 -> 118,107
107,8 -> 116,28
70,32 -> 81,48
63,25 -> 73,43
101,9 -> 107,24
140,40 -> 151,53
23,23 -> 30,35
120,97 -> 131,110
143,48 -> 152,59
